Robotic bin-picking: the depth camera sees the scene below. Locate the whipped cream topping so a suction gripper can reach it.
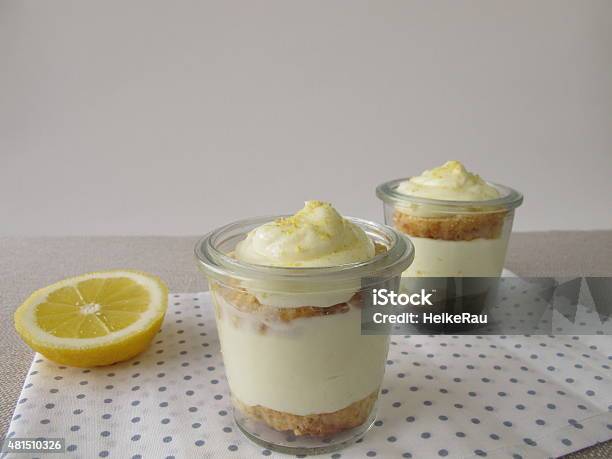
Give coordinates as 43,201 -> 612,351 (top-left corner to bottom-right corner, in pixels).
235,201 -> 375,268
233,201 -> 376,308
397,161 -> 500,202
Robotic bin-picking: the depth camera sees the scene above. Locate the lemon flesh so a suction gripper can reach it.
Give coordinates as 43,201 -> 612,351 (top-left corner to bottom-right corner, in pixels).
14,270 -> 168,367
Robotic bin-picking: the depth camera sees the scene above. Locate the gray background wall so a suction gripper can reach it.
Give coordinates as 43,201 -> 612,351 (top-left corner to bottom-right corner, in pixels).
2,0 -> 611,236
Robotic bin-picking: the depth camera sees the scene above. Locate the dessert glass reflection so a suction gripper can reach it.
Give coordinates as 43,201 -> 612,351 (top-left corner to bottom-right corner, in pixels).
195,201 -> 414,454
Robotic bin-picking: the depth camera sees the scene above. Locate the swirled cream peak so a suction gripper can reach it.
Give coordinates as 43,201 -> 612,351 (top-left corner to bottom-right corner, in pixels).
235,201 -> 375,267
397,160 -> 500,201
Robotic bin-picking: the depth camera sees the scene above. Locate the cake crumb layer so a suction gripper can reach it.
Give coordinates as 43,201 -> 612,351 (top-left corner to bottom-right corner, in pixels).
233,391 -> 378,436
394,210 -> 506,241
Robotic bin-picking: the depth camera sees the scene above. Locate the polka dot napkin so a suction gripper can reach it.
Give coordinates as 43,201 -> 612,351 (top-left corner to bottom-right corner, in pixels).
5,293 -> 612,459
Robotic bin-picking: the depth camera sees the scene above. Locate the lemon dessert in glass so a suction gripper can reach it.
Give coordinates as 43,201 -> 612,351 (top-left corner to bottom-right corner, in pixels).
377,161 -> 522,331
196,201 -> 413,454
377,161 -> 522,278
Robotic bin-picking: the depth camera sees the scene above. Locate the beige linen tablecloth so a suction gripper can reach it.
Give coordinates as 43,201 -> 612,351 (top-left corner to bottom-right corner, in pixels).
1,232 -> 611,458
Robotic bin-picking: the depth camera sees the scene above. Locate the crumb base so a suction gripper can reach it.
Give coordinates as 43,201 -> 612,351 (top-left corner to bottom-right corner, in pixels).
394,210 -> 506,241
233,391 -> 378,437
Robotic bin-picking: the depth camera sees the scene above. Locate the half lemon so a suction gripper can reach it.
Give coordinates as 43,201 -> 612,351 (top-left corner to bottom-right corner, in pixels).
14,270 -> 168,367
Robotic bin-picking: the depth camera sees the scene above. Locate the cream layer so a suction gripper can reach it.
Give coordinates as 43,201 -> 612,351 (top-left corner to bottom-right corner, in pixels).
213,293 -> 389,416
403,235 -> 509,278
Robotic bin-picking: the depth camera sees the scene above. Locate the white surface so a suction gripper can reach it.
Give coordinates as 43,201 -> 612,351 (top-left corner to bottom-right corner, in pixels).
5,293 -> 612,459
1,1 -> 612,236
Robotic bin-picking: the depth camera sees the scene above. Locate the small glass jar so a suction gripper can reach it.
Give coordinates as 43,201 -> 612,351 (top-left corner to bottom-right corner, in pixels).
195,216 -> 413,455
377,178 -> 522,278
377,179 -> 523,331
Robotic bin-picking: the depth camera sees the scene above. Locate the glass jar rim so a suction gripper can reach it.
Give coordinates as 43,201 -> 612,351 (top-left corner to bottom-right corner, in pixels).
195,215 -> 414,286
376,178 -> 523,212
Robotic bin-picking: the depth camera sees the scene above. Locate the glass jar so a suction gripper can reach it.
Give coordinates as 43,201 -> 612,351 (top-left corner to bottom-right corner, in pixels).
195,216 -> 413,454
376,179 -> 522,278
377,179 -> 523,332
